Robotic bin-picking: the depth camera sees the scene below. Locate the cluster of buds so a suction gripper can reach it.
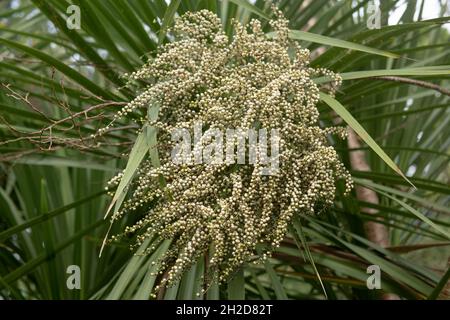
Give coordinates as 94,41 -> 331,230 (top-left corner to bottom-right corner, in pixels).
104,9 -> 352,290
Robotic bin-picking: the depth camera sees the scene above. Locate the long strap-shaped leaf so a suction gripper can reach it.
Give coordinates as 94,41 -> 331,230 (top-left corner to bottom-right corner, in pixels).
320,92 -> 415,189
266,30 -> 400,59
315,66 -> 450,84
158,0 -> 182,45
287,30 -> 400,59
372,189 -> 450,240
31,0 -> 130,97
428,267 -> 450,300
1,219 -> 105,286
256,246 -> 288,299
309,221 -> 434,295
0,38 -> 119,101
0,190 -> 106,242
227,268 -> 245,299
100,103 -> 160,256
291,217 -> 328,299
353,178 -> 450,215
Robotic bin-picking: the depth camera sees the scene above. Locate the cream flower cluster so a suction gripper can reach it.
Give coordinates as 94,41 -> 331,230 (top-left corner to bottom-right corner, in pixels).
104,9 -> 352,290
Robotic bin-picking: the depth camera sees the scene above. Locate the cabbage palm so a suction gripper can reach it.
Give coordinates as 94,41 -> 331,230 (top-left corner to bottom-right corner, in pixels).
0,0 -> 449,300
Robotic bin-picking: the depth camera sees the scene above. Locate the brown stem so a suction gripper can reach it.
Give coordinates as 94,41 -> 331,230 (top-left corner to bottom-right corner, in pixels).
348,129 -> 390,247
371,76 -> 450,96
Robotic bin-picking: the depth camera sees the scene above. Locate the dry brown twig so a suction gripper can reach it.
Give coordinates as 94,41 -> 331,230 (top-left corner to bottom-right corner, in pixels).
0,82 -> 129,157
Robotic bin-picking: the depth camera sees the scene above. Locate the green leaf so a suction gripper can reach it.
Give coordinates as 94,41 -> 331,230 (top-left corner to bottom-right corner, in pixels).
291,217 -> 328,299
256,246 -> 288,300
11,155 -> 117,171
320,92 -> 415,189
100,104 -> 160,256
1,219 -> 105,286
374,190 -> 450,240
0,38 -> 120,101
428,267 -> 450,300
133,240 -> 171,300
104,125 -> 150,219
286,30 -> 400,59
177,261 -> 201,299
228,0 -> 271,19
30,0 -> 130,96
249,269 -> 270,300
309,222 -> 434,296
0,191 -> 106,242
354,179 -> 450,215
228,268 -> 245,299
315,66 -> 450,84
106,239 -> 152,300
158,0 -> 182,45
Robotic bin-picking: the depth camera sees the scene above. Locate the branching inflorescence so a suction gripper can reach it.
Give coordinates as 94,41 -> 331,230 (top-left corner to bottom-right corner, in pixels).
101,9 -> 352,293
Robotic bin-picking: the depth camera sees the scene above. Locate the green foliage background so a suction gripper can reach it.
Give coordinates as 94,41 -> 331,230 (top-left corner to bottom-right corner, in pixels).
0,0 -> 449,300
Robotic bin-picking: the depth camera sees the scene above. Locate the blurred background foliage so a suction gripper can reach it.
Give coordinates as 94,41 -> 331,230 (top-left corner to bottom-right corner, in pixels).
0,0 -> 449,300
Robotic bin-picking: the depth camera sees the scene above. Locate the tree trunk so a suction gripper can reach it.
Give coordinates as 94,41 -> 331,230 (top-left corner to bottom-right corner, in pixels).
347,128 -> 400,300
